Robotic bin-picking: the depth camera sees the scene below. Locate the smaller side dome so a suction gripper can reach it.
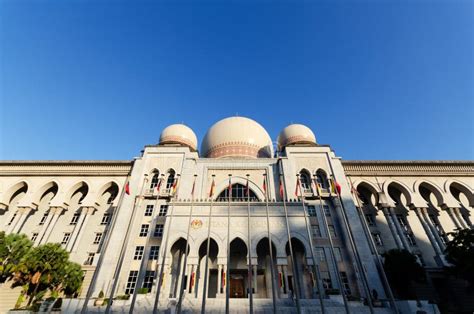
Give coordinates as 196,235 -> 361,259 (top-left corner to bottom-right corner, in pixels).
277,124 -> 317,151
159,124 -> 198,151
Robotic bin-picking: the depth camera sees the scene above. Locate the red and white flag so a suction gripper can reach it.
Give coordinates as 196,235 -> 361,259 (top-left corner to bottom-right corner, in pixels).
294,178 -> 301,197
209,178 -> 215,197
125,182 -> 130,195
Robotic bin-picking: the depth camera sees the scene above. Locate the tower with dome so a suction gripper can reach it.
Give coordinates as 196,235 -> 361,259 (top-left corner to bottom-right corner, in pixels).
0,116 -> 472,313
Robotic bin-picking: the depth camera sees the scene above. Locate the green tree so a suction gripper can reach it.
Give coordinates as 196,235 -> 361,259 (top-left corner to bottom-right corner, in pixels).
383,249 -> 425,299
444,228 -> 474,288
13,243 -> 84,305
0,232 -> 33,282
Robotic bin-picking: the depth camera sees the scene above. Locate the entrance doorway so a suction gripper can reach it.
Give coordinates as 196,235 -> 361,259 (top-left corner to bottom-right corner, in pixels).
230,275 -> 245,298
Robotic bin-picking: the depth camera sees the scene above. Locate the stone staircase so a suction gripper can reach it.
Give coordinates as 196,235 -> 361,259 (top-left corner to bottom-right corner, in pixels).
0,282 -> 22,314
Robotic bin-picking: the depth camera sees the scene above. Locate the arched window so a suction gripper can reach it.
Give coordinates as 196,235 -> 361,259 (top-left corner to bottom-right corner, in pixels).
166,170 -> 175,189
150,171 -> 160,189
316,170 -> 329,191
299,170 -> 312,192
216,183 -> 258,202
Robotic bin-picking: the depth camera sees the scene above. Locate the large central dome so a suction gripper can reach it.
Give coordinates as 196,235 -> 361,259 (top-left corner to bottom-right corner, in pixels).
201,117 -> 273,158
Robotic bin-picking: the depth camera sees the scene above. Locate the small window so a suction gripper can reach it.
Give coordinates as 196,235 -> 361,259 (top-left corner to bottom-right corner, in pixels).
323,205 -> 331,217
150,173 -> 160,189
93,233 -> 103,245
144,205 -> 154,217
365,214 -> 376,226
340,272 -> 352,296
415,253 -> 425,266
149,246 -> 160,260
39,212 -> 49,225
139,224 -> 149,237
321,271 -> 332,290
328,225 -> 337,238
312,225 -> 322,238
372,233 -> 383,246
101,213 -> 111,225
334,247 -> 343,262
406,233 -> 417,246
397,215 -> 409,231
31,233 -> 39,242
61,232 -> 71,245
84,253 -> 95,265
134,246 -> 144,260
315,247 -> 326,262
307,205 -> 317,217
143,271 -> 155,290
8,213 -> 17,225
70,212 -> 80,225
125,271 -> 139,295
154,224 -> 164,237
158,205 -> 168,216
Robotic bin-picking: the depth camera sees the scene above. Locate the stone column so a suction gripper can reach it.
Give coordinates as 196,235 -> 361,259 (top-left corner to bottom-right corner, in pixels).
414,208 -> 443,256
40,207 -> 64,244
66,208 -> 87,252
5,212 -> 22,234
446,207 -> 462,229
421,208 -> 446,251
381,207 -> 403,249
253,265 -> 258,295
34,211 -> 54,245
388,208 -> 411,251
453,208 -> 468,229
12,207 -> 33,234
72,207 -> 94,252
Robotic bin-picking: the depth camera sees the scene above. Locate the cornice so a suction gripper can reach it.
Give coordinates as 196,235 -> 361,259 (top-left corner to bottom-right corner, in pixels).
0,160 -> 132,176
342,160 -> 474,176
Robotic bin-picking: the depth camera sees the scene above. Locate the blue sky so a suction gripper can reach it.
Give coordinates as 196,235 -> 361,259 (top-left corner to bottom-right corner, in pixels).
1,0 -> 473,161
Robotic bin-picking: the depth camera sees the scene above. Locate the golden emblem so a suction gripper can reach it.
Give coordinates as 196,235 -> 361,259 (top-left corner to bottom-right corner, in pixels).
191,219 -> 203,229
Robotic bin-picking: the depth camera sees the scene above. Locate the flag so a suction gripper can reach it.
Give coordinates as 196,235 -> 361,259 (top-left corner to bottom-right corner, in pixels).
350,183 -> 360,197
279,177 -> 284,199
171,177 -> 179,194
209,178 -> 215,197
125,182 -> 130,195
330,178 -> 341,195
316,181 -> 323,196
228,177 -> 232,199
222,271 -> 226,287
245,178 -> 249,196
295,177 -> 301,197
279,272 -> 283,288
190,272 -> 195,289
156,177 -> 163,193
329,178 -> 336,195
263,176 -> 267,194
310,272 -> 316,287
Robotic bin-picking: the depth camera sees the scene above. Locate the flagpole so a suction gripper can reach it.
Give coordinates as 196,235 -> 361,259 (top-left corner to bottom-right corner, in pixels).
81,172 -> 131,314
105,174 -> 149,314
263,173 -> 277,314
129,182 -> 163,314
315,175 -> 350,314
277,159 -> 302,314
296,174 -> 326,314
246,174 -> 254,314
201,175 -> 215,314
348,177 -> 399,314
153,173 -> 181,314
225,174 -> 231,314
176,174 -> 197,314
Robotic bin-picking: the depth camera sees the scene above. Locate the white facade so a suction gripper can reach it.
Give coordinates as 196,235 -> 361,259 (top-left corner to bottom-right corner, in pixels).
0,117 -> 472,313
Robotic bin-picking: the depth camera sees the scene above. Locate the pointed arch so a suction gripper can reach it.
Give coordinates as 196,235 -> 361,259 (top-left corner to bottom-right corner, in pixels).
32,181 -> 59,207
1,181 -> 28,207
447,180 -> 474,207
384,180 -> 413,207
315,169 -> 330,191
95,181 -> 120,206
299,168 -> 312,192
149,169 -> 161,189
356,181 -> 380,206
212,176 -> 264,201
216,183 -> 258,202
65,181 -> 90,206
416,180 -> 445,207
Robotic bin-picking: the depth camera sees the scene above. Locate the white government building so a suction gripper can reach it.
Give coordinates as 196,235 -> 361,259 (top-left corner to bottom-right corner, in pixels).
0,116 -> 472,313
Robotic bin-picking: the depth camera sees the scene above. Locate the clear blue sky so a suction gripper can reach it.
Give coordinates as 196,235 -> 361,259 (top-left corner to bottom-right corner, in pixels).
1,0 -> 473,161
